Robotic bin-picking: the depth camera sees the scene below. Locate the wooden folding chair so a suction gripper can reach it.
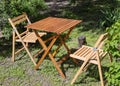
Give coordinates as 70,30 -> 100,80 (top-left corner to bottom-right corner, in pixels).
8,12 -> 46,66
70,33 -> 112,86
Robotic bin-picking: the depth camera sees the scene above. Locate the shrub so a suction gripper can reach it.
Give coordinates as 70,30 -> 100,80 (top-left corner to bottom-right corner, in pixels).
105,62 -> 120,86
106,20 -> 120,57
99,8 -> 120,28
99,0 -> 120,28
105,19 -> 120,86
0,0 -> 47,39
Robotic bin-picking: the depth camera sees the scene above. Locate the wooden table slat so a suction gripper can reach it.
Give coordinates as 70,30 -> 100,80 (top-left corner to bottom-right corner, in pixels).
26,17 -> 81,34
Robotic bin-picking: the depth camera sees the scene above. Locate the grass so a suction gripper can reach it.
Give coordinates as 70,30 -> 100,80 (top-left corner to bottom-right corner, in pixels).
0,26 -> 110,86
0,1 -> 113,85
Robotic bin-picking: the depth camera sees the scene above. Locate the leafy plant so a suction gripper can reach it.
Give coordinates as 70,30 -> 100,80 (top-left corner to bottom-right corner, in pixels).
106,19 -> 120,57
99,8 -> 120,28
0,0 -> 47,39
105,62 -> 120,86
105,19 -> 120,86
98,0 -> 120,28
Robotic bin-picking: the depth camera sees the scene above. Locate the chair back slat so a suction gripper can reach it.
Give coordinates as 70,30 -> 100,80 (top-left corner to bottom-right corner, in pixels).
94,33 -> 108,49
8,13 -> 31,37
15,30 -> 28,39
9,13 -> 31,26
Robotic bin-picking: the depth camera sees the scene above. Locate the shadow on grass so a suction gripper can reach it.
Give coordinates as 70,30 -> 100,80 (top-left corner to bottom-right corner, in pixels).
0,38 -> 12,58
61,58 -> 109,85
57,48 -> 110,85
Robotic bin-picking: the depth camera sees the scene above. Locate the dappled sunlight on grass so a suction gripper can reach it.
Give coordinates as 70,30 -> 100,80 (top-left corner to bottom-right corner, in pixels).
0,26 -> 108,86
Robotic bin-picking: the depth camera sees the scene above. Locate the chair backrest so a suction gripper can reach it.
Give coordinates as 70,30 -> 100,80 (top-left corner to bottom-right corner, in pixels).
8,12 -> 31,38
8,12 -> 31,26
94,33 -> 108,49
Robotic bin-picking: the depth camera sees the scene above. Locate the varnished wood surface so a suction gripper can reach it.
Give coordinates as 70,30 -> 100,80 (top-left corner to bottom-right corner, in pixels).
26,17 -> 82,34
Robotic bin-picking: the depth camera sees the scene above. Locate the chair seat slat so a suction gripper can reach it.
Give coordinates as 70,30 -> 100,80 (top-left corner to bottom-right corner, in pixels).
81,47 -> 92,57
16,32 -> 46,43
74,46 -> 90,55
70,42 -> 108,64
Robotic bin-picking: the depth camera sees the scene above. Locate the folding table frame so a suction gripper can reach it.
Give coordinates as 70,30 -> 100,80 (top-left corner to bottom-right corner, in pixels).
26,17 -> 82,78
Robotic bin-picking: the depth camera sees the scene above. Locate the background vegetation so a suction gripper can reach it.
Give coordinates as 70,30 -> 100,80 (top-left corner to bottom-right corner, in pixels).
0,0 -> 120,86
0,0 -> 47,39
105,19 -> 120,86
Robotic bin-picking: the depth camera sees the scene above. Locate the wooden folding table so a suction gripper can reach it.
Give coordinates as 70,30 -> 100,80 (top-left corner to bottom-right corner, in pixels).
26,17 -> 82,78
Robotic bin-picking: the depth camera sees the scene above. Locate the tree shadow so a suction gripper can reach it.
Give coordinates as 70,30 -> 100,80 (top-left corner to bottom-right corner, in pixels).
0,38 -> 12,58
60,57 -> 109,85
56,47 -> 110,85
40,0 -> 117,32
73,65 -> 109,85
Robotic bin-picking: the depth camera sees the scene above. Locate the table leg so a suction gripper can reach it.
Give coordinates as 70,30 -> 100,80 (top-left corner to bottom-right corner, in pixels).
48,51 -> 66,78
52,27 -> 73,56
59,36 -> 71,54
34,30 -> 66,78
35,35 -> 58,69
56,28 -> 74,64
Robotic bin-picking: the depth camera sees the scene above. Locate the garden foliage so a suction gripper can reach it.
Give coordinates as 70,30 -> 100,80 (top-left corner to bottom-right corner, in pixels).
105,19 -> 120,86
0,0 -> 47,39
105,62 -> 120,86
99,0 -> 120,28
102,2 -> 120,85
106,20 -> 120,57
100,8 -> 120,28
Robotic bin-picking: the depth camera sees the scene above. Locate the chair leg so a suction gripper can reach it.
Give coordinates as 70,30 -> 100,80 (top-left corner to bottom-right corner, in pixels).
97,61 -> 104,86
71,67 -> 83,84
96,51 -> 104,86
19,38 -> 36,66
23,43 -> 36,66
12,32 -> 15,62
108,53 -> 113,62
71,57 -> 90,84
83,63 -> 90,72
26,42 -> 28,47
71,51 -> 95,84
72,58 -> 80,65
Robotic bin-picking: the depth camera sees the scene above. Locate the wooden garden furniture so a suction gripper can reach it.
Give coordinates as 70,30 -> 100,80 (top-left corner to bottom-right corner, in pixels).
8,13 -> 46,66
26,17 -> 82,78
70,33 -> 113,86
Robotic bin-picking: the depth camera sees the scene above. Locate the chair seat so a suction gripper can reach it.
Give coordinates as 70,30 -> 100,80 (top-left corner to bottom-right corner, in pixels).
70,33 -> 110,86
70,45 -> 107,65
16,32 -> 46,43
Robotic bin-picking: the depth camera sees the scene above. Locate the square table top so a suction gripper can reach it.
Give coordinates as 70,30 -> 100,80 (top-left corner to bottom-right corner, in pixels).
26,17 -> 82,34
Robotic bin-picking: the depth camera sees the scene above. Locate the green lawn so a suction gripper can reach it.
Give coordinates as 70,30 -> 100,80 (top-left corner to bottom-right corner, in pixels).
0,26 -> 111,86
